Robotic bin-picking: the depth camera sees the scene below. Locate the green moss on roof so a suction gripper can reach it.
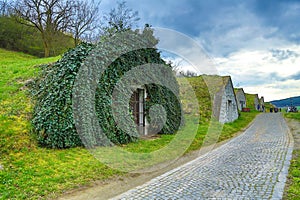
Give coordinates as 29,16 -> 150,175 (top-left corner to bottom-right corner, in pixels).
201,75 -> 230,96
245,93 -> 259,110
177,75 -> 231,122
234,88 -> 244,94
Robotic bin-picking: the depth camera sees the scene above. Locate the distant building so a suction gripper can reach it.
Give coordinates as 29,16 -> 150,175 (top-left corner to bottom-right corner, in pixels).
234,88 -> 247,111
245,93 -> 260,111
254,94 -> 260,111
259,96 -> 265,112
203,75 -> 239,123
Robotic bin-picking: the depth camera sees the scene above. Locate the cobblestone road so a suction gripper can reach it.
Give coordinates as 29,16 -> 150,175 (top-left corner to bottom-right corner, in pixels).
112,114 -> 294,200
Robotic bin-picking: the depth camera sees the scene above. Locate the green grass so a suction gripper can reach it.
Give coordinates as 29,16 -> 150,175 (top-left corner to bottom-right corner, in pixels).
284,112 -> 300,199
284,150 -> 300,200
123,111 -> 259,155
177,76 -> 212,120
219,111 -> 259,141
0,49 -> 260,199
285,112 -> 300,120
0,49 -> 60,155
0,49 -> 121,199
1,148 -> 121,199
108,111 -> 258,171
177,76 -> 259,151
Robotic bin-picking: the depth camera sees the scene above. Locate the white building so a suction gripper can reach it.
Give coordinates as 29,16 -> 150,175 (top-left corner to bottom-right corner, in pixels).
203,75 -> 239,123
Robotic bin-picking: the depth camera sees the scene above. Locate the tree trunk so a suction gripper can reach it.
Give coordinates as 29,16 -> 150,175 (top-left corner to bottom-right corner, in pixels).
74,31 -> 80,46
74,37 -> 79,46
41,32 -> 51,57
44,44 -> 50,57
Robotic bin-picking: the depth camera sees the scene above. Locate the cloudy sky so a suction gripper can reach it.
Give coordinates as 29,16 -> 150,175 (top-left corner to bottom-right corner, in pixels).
100,0 -> 300,101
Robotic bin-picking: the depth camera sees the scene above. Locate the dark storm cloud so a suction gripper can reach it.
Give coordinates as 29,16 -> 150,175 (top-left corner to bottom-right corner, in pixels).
101,0 -> 300,56
250,0 -> 300,43
100,0 -> 300,101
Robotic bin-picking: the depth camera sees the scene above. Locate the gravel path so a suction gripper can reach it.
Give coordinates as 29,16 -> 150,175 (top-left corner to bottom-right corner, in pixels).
112,113 -> 293,199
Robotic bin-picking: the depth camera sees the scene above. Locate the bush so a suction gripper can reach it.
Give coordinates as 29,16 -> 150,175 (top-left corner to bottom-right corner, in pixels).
31,32 -> 182,148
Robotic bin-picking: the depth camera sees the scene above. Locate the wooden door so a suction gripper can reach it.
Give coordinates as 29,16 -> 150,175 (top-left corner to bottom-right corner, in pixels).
130,89 -> 145,126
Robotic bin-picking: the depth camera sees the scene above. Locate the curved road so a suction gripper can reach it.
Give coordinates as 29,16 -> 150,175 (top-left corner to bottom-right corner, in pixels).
112,114 -> 293,199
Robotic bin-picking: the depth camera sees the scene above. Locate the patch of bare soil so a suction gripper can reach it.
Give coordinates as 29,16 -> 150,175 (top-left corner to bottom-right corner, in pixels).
283,118 -> 300,199
285,118 -> 300,150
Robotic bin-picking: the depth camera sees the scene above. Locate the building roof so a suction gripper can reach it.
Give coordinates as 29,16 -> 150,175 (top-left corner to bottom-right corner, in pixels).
234,88 -> 246,96
201,75 -> 236,121
201,75 -> 231,97
245,93 -> 260,110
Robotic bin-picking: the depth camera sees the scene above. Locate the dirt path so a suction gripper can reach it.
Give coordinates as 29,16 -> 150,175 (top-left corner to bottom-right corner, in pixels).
283,117 -> 300,199
285,118 -> 300,150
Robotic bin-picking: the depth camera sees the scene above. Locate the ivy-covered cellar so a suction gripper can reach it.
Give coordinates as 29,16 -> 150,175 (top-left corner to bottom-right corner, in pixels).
31,31 -> 182,149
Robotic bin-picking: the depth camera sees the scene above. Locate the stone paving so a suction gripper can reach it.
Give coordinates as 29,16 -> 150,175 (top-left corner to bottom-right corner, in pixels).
112,114 -> 294,200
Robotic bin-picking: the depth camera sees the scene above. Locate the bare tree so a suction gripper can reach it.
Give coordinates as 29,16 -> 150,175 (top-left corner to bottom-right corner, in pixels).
68,0 -> 101,46
0,0 -> 12,16
80,28 -> 101,44
165,58 -> 184,75
179,70 -> 198,77
102,1 -> 140,36
13,0 -> 73,57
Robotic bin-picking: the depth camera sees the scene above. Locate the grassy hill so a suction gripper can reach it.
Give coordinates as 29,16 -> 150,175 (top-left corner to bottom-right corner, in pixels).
270,96 -> 300,107
0,49 -> 122,199
0,48 -> 60,154
0,50 -> 259,199
0,16 -> 74,57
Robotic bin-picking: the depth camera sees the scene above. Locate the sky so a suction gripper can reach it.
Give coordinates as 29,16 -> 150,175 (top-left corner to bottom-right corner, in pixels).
100,0 -> 300,101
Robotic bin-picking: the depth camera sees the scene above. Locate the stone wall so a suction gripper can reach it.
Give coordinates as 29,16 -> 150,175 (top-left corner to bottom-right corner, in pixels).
259,96 -> 265,111
218,77 -> 239,123
254,94 -> 260,110
202,75 -> 239,124
235,88 -> 247,111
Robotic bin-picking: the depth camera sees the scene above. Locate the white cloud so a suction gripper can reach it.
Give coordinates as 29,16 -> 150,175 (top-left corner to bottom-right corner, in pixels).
244,79 -> 300,102
214,45 -> 300,101
155,28 -> 217,75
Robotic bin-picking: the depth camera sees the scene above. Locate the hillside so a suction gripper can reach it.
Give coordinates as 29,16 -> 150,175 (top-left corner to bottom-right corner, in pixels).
0,48 -> 59,154
0,49 -> 119,199
0,16 -> 74,57
0,49 -> 260,199
270,96 -> 300,107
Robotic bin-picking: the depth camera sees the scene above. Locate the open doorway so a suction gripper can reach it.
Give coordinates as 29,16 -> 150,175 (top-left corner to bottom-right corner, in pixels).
227,100 -> 233,122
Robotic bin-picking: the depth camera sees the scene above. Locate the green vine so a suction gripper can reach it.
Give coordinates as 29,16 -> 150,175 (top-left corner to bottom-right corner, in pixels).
31,32 -> 182,149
